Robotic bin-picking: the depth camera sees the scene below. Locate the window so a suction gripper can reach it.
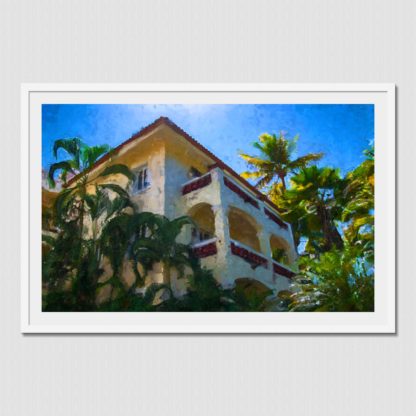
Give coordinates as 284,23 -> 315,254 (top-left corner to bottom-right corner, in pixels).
188,167 -> 202,179
134,166 -> 150,192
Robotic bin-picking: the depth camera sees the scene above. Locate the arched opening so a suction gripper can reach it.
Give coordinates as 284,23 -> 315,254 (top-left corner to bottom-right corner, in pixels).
270,234 -> 291,265
228,207 -> 261,252
188,203 -> 216,245
234,278 -> 273,311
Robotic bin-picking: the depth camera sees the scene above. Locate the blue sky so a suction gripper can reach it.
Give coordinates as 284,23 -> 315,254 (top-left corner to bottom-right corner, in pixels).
42,104 -> 374,175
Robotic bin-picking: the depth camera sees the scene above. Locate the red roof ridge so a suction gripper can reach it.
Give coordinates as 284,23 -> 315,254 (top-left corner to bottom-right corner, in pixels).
66,116 -> 284,216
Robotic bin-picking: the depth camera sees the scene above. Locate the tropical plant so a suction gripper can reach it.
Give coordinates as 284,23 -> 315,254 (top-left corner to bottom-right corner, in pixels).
271,247 -> 289,265
282,147 -> 375,312
49,138 -> 133,239
48,137 -> 111,187
129,215 -> 194,287
277,166 -> 344,251
288,245 -> 374,312
168,266 -> 236,311
42,187 -> 134,310
43,138 -> 136,310
240,132 -> 323,191
341,146 -> 374,262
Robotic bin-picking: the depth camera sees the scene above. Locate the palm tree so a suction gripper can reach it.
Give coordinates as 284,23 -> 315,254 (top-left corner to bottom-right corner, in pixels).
98,212 -> 160,296
341,146 -> 374,261
48,137 -> 111,187
129,215 -> 194,287
239,132 -> 323,191
49,137 -> 134,237
43,138 -> 135,310
279,166 -> 344,251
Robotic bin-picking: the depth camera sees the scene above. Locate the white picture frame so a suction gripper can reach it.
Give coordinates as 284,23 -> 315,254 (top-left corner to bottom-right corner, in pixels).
21,83 -> 396,333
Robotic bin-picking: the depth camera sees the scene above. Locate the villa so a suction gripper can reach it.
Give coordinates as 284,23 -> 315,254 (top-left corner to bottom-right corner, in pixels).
66,117 -> 298,296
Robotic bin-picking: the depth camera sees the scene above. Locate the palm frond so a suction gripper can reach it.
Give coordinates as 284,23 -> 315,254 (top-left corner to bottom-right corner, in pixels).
98,183 -> 131,201
254,173 -> 274,189
82,144 -> 111,168
239,153 -> 275,168
48,161 -> 75,187
287,134 -> 299,154
99,164 -> 135,182
289,152 -> 324,170
53,138 -> 83,166
240,170 -> 263,179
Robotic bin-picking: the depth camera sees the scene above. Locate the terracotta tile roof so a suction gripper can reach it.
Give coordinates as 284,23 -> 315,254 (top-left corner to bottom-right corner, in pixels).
66,116 -> 284,215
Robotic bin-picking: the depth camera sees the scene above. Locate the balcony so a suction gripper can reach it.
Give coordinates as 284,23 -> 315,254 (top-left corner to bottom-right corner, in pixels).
182,173 -> 212,195
230,239 -> 295,279
272,260 -> 296,279
191,238 -> 217,258
223,176 -> 259,209
181,168 -> 294,282
181,169 -> 289,232
230,240 -> 268,269
264,208 -> 288,230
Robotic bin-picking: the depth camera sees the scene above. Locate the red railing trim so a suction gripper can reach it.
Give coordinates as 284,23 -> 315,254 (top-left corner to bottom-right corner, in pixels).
192,241 -> 217,258
272,261 -> 296,279
182,173 -> 212,195
223,177 -> 259,209
230,241 -> 268,268
264,208 -> 288,230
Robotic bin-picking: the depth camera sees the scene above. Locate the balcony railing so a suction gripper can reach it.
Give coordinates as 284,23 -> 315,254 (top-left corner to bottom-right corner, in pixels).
192,238 -> 217,258
230,239 -> 295,279
230,240 -> 268,269
182,169 -> 289,237
182,173 -> 212,195
264,208 -> 288,230
272,260 -> 296,279
223,177 -> 259,209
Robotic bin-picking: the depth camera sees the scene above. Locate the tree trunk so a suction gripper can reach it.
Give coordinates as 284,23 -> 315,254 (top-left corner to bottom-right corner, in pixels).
317,204 -> 344,251
279,174 -> 287,191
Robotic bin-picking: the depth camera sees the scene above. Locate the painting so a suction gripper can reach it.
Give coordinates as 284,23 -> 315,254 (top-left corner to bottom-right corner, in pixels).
21,84 -> 395,333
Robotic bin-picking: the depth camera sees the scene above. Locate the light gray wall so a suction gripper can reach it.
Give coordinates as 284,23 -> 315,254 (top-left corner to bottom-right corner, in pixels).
0,1 -> 414,415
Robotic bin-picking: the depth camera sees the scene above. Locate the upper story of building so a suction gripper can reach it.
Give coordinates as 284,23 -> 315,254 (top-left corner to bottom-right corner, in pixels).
67,117 -> 297,289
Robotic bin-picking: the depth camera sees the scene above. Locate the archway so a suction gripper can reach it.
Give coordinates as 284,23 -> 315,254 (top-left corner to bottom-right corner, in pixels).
270,234 -> 291,265
228,206 -> 261,252
188,203 -> 215,244
234,278 -> 273,311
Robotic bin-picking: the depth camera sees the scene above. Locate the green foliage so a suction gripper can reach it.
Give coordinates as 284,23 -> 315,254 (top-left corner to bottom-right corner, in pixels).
43,138 -> 138,311
129,215 -> 194,285
82,144 -> 111,168
342,145 -> 374,259
48,138 -> 113,187
282,149 -> 374,312
289,246 -> 374,312
43,135 -> 196,312
97,283 -> 170,312
99,164 -> 135,181
239,130 -> 374,312
278,166 -> 345,251
156,267 -> 219,311
240,132 -> 323,190
272,247 -> 289,265
231,284 -> 272,312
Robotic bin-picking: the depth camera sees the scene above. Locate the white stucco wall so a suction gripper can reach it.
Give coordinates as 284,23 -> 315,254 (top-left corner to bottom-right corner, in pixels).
171,161 -> 297,294
127,141 -> 166,215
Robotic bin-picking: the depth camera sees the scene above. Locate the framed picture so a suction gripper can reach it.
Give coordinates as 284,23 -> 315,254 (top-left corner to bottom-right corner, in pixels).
21,83 -> 395,333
